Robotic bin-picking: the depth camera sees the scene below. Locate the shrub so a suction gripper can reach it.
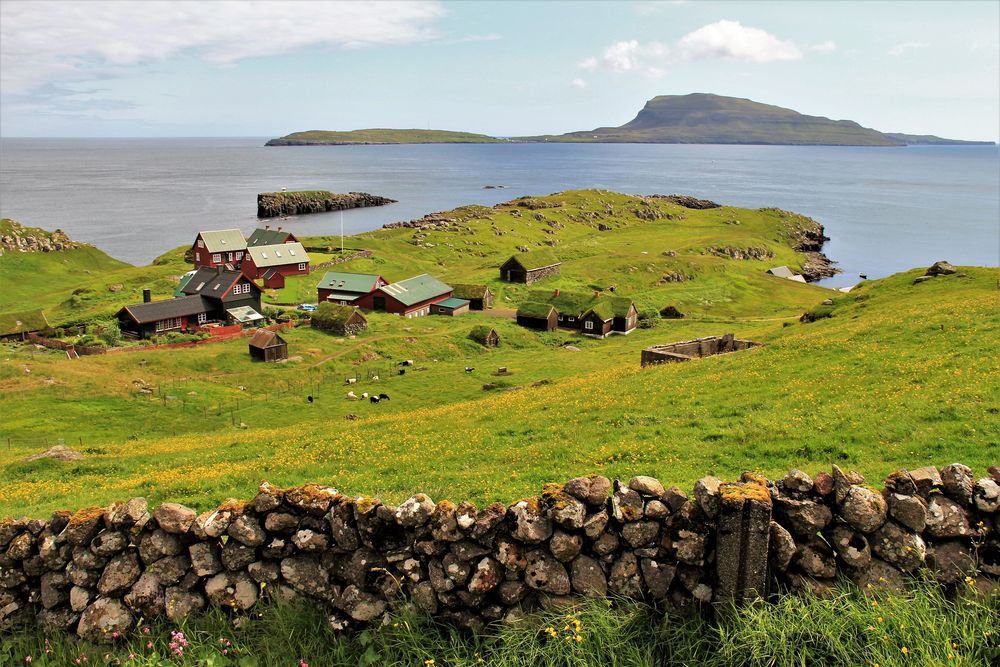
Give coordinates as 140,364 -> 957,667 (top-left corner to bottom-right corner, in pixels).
99,321 -> 123,347
800,305 -> 834,323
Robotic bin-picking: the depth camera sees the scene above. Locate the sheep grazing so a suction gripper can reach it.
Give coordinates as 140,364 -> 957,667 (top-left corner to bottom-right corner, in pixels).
398,369 -> 406,376
465,367 -> 475,373
371,375 -> 380,382
399,360 -> 414,366
361,392 -> 369,399
307,396 -> 314,403
378,393 -> 390,401
346,378 -> 357,385
346,391 -> 358,400
369,395 -> 380,404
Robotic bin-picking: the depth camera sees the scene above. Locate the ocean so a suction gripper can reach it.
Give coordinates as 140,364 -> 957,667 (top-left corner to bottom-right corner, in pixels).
1,138 -> 997,286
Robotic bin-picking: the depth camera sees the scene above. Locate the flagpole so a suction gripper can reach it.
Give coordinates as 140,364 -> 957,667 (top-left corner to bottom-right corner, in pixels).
340,211 -> 344,253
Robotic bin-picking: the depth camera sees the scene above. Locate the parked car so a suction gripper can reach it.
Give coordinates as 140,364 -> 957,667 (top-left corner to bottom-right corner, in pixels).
297,303 -> 317,312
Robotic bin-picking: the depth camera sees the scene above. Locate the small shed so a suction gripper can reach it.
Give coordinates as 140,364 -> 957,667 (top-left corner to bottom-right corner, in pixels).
468,325 -> 500,348
227,305 -> 265,328
248,329 -> 288,362
516,302 -> 558,332
451,284 -> 494,310
430,297 -> 470,316
311,302 -> 369,335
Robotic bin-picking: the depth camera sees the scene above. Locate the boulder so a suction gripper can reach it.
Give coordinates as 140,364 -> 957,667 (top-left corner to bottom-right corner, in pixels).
280,556 -> 331,599
848,558 -> 905,593
204,571 -> 257,610
549,530 -> 583,562
40,571 -> 69,609
927,540 -> 976,585
189,542 -> 223,577
769,521 -> 796,572
940,464 -> 974,505
164,587 -> 205,622
147,555 -> 189,586
97,550 -> 142,596
467,557 -> 503,594
139,529 -> 183,564
640,558 -> 675,599
60,507 -> 105,546
774,497 -> 832,538
124,572 -> 164,618
611,480 -> 644,522
221,541 -> 256,571
582,510 -> 609,540
524,549 -> 570,595
909,466 -> 942,497
925,260 -> 957,276
570,555 -> 607,597
813,472 -> 834,497
622,521 -> 659,548
395,494 -> 436,527
336,585 -> 385,622
77,598 -> 134,643
549,493 -> 587,531
827,525 -> 871,569
693,476 -> 722,518
153,503 -> 196,534
644,500 -> 669,520
925,496 -> 972,538
870,521 -> 926,571
193,506 -> 237,538
107,498 -> 150,533
792,542 -> 837,579
608,552 -> 643,597
974,478 -> 1000,513
628,476 -> 665,498
510,500 -> 552,543
781,469 -> 814,495
90,531 -> 127,558
227,513 -> 266,547
292,529 -> 329,552
673,530 -> 707,565
840,486 -> 887,533
888,493 -> 928,532
832,465 -> 865,504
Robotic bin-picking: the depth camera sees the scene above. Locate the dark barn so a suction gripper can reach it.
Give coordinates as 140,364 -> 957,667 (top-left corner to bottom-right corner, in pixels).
515,302 -> 558,332
499,249 -> 561,285
248,329 -> 288,362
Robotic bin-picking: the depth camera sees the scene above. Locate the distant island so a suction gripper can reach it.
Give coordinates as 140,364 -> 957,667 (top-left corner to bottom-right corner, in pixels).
267,93 -> 994,147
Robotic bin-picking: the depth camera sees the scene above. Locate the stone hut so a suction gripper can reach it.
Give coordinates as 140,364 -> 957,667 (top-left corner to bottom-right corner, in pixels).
311,303 -> 368,335
499,249 -> 561,285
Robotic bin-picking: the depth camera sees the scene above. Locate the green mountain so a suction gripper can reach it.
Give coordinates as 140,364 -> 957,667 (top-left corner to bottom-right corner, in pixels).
538,93 -> 992,145
265,128 -> 505,145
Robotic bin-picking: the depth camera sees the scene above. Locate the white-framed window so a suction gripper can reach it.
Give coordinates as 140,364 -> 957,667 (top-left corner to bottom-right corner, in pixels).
195,252 -> 200,261
197,313 -> 207,324
585,321 -> 594,330
197,239 -> 204,248
227,252 -> 233,261
298,263 -> 306,271
155,317 -> 182,332
233,284 -> 240,295
212,253 -> 221,263
235,251 -> 243,260
568,316 -> 575,322
558,315 -> 563,322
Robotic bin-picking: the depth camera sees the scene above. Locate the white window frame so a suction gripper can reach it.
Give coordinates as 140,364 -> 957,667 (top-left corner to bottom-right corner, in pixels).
195,252 -> 200,262
197,239 -> 204,248
212,253 -> 221,263
233,284 -> 240,295
585,320 -> 594,330
298,263 -> 306,271
235,251 -> 243,260
197,313 -> 207,324
155,317 -> 182,332
568,316 -> 576,322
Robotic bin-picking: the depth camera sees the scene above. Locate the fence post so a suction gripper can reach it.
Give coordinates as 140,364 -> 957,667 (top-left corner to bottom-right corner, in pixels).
714,476 -> 772,605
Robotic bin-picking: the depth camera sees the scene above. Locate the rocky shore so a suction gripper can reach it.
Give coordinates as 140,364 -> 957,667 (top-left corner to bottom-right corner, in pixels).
0,219 -> 82,256
257,191 -> 396,219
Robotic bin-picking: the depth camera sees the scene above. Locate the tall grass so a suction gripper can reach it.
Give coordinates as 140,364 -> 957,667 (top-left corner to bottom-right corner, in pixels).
3,581 -> 996,667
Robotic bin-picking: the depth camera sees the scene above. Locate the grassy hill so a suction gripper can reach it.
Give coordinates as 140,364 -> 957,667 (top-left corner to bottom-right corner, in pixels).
266,128 -> 505,145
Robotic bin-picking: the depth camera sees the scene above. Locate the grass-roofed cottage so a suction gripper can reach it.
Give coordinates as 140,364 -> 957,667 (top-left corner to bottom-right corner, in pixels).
311,302 -> 368,335
367,274 -> 453,318
516,302 -> 558,331
499,249 -> 561,285
191,229 -> 247,269
468,325 -> 500,348
524,289 -> 638,336
0,309 -> 50,341
316,272 -> 387,305
450,284 -> 494,310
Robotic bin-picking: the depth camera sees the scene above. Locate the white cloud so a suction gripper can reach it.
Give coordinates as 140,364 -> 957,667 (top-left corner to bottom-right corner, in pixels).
578,20 -> 809,78
570,78 -> 587,89
677,20 -> 802,63
888,41 -> 930,57
603,40 -> 642,72
0,0 -> 448,95
810,41 -> 838,54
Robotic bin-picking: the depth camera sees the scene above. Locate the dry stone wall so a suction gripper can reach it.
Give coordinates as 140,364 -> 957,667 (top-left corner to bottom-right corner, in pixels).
1,464 -> 997,642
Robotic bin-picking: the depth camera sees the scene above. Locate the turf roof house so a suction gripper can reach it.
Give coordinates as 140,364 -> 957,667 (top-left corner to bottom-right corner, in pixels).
522,289 -> 639,337
316,272 -> 388,305
450,284 -> 494,310
499,249 -> 561,285
363,274 -> 454,318
191,229 -> 247,269
516,302 -> 558,332
117,269 -> 263,338
241,242 -> 310,289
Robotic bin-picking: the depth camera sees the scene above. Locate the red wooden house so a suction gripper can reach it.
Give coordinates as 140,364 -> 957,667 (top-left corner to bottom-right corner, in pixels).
241,242 -> 310,289
191,229 -> 247,269
357,274 -> 452,318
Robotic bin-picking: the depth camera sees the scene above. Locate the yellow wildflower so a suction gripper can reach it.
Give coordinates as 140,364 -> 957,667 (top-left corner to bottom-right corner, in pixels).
901,647 -> 909,655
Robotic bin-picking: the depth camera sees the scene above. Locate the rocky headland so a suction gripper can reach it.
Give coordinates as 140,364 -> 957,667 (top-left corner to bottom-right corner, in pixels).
0,219 -> 83,257
257,191 -> 396,219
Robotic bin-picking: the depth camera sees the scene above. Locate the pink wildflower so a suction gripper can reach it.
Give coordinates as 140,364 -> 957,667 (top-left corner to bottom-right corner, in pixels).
24,657 -> 32,664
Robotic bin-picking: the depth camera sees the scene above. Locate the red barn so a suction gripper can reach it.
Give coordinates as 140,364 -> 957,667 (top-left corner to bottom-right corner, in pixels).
241,242 -> 310,289
191,229 -> 247,269
360,274 -> 452,318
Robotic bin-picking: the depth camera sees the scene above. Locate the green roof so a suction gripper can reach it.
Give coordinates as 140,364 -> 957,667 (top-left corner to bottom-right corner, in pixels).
379,274 -> 452,306
527,290 -> 635,319
198,229 -> 247,253
245,242 -> 308,268
246,228 -> 292,247
508,248 -> 560,271
436,297 -> 469,309
586,301 -> 615,320
516,301 -> 556,319
174,270 -> 198,298
313,302 -> 365,327
317,271 -> 383,293
451,284 -> 490,299
0,309 -> 49,336
468,325 -> 497,344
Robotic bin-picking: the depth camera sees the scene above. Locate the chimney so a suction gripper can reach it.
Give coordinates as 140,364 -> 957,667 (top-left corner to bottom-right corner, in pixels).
553,288 -> 560,297
265,224 -> 270,230
277,226 -> 283,232
142,289 -> 151,303
594,290 -> 600,298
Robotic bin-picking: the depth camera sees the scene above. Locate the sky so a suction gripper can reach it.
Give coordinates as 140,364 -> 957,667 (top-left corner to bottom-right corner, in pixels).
1,0 -> 998,140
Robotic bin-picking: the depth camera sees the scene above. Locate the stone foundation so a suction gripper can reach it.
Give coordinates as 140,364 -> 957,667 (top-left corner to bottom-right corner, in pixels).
641,334 -> 760,367
1,464 -> 997,641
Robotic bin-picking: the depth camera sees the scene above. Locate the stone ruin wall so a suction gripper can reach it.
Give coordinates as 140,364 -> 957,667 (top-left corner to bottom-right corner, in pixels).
524,264 -> 561,286
641,334 -> 760,367
1,463 -> 998,642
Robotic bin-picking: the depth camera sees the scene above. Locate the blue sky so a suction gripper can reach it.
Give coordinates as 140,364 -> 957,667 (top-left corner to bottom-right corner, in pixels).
1,0 -> 997,140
